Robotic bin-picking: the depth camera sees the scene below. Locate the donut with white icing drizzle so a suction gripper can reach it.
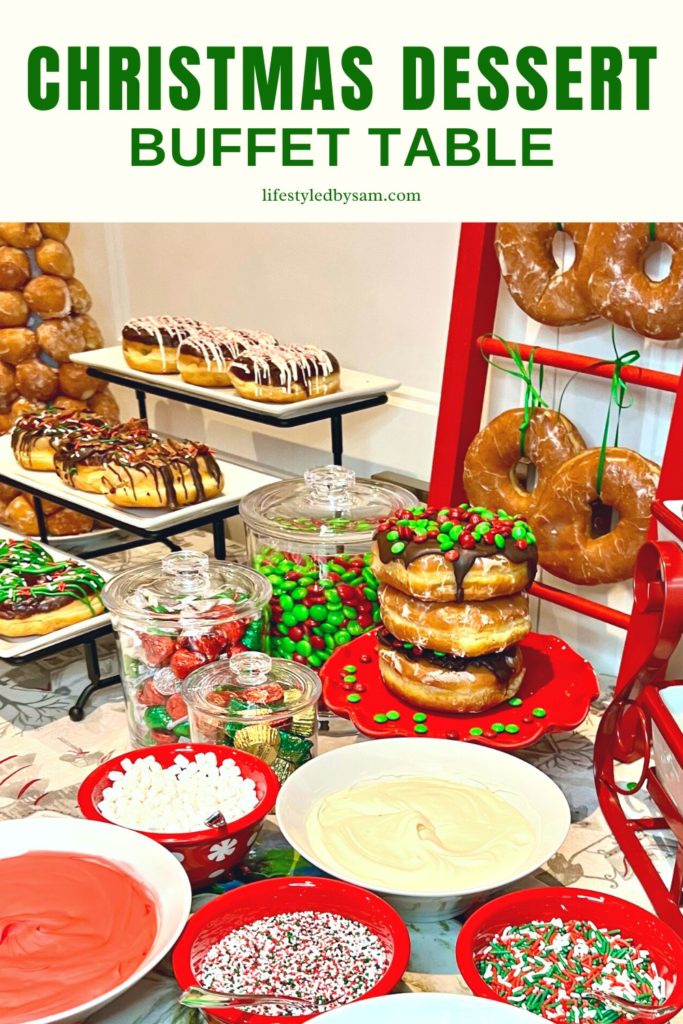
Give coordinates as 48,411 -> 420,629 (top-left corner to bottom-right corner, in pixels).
121,315 -> 208,373
229,344 -> 340,403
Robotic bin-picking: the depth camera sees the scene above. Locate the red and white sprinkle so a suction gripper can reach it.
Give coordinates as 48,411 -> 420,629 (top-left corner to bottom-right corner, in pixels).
197,911 -> 388,1016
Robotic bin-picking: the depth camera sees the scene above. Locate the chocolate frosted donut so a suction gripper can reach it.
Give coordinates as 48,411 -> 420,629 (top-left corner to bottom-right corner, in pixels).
177,326 -> 276,387
122,315 -> 208,373
229,344 -> 340,403
101,438 -> 224,509
371,503 -> 538,603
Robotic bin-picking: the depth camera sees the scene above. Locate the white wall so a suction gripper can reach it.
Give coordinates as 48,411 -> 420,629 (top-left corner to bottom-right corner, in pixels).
70,223 -> 458,481
70,223 -> 682,677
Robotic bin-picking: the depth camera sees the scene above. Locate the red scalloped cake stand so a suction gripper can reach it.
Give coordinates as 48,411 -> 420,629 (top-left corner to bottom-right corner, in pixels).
322,629 -> 599,750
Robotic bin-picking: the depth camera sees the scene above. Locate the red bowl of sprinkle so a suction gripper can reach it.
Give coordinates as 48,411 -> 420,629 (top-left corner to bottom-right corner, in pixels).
456,887 -> 683,1023
172,875 -> 411,1023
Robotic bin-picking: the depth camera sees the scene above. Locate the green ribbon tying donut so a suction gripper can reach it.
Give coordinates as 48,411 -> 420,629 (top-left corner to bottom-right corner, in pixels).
595,330 -> 640,495
482,336 -> 547,455
648,222 -> 657,241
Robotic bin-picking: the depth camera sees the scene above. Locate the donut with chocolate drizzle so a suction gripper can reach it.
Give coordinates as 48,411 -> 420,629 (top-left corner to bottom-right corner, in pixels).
372,504 -> 538,603
229,344 -> 340,403
101,438 -> 224,509
0,538 -> 105,636
12,410 -> 108,471
53,419 -> 157,493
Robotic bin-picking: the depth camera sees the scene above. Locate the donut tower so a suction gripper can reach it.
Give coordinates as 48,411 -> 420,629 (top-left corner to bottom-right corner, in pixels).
0,222 -> 119,536
370,504 -> 538,714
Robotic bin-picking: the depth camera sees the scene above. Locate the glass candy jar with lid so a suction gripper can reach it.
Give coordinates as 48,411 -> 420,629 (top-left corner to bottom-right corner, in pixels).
239,466 -> 417,677
103,550 -> 271,747
183,650 -> 321,780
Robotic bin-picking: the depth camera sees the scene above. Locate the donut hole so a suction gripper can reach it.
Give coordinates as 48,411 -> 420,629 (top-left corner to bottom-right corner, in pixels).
512,457 -> 538,493
589,498 -> 620,538
643,240 -> 674,282
551,230 -> 576,273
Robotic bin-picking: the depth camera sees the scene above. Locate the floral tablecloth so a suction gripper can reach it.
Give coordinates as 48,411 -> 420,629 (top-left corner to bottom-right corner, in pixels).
0,532 -> 678,1023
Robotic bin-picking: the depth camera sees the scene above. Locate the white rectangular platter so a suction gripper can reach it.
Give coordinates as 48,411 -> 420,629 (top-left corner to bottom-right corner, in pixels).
0,434 -> 280,531
71,347 -> 401,419
0,527 -> 112,659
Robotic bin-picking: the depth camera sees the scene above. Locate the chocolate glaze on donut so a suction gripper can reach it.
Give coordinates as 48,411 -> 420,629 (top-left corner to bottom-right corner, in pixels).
54,419 -> 156,477
11,410 -> 107,460
122,316 -> 206,349
230,345 -> 339,394
378,627 -> 520,683
103,439 -> 222,509
375,505 -> 538,602
0,539 -> 104,619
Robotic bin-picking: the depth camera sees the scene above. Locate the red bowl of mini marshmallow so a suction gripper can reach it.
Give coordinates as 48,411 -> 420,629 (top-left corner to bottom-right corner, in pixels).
78,743 -> 279,889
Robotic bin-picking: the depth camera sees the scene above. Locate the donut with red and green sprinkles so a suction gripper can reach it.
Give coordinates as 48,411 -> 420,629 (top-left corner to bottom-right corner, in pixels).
476,918 -> 667,1023
371,503 -> 537,602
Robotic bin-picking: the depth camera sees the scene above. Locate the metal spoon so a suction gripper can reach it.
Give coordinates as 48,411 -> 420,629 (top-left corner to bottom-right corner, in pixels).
602,992 -> 674,1021
178,985 -> 311,1011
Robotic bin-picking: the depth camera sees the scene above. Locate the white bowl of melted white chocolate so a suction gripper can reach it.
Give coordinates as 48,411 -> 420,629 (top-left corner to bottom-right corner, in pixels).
276,737 -> 569,921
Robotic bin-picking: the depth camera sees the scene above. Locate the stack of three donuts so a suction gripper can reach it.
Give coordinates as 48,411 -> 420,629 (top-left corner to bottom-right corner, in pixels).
370,504 -> 538,714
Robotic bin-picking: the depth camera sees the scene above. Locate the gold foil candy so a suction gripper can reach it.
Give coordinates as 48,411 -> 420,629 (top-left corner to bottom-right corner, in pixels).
271,757 -> 297,783
290,706 -> 316,738
233,724 -> 281,765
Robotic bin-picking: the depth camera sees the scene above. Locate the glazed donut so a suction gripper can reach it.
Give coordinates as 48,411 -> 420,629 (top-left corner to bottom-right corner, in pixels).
495,223 -> 597,326
0,328 -> 38,366
0,247 -> 31,290
0,412 -> 11,435
229,345 -> 340,403
531,447 -> 660,585
9,397 -> 45,424
463,408 -> 586,518
379,584 -> 531,657
12,410 -> 107,471
0,223 -> 41,248
377,629 -> 525,713
66,278 -> 92,314
23,275 -> 71,319
0,291 -> 29,328
58,362 -> 105,400
35,239 -> 74,278
36,318 -> 85,363
177,327 -> 272,387
585,223 -> 683,341
122,315 -> 207,373
38,223 -> 70,242
73,314 -> 103,350
51,395 -> 89,416
0,538 -> 104,635
371,504 -> 537,602
86,387 -> 120,423
0,483 -> 20,503
54,419 -> 155,493
15,360 -> 59,402
101,439 -> 224,508
0,363 -> 17,412
46,506 -> 95,536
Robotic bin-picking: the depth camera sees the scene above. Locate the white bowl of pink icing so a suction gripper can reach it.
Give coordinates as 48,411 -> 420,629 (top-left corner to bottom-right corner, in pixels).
276,737 -> 570,922
0,815 -> 191,1024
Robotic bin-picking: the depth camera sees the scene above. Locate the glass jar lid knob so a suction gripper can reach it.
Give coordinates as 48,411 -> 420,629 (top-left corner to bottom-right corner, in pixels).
161,550 -> 210,592
231,651 -> 272,686
304,465 -> 355,508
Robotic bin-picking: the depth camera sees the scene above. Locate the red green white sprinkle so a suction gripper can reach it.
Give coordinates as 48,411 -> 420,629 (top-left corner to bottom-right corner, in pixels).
476,918 -> 667,1023
197,910 -> 388,1015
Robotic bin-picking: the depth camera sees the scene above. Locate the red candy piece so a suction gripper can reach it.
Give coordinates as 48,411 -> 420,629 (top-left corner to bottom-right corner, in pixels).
137,680 -> 165,706
166,693 -> 188,719
140,634 -> 175,667
444,549 -> 460,562
460,533 -> 475,549
150,730 -> 176,744
191,634 -> 224,660
241,683 -> 285,705
170,648 -> 206,680
212,620 -> 246,646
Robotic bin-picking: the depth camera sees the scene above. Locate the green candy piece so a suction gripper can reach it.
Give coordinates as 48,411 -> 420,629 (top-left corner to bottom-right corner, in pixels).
173,721 -> 191,738
511,525 -> 527,541
532,707 -> 547,718
334,629 -> 351,646
292,586 -> 308,601
143,705 -> 171,730
282,612 -> 297,628
343,605 -> 358,619
372,608 -> 382,622
363,587 -> 378,601
414,724 -> 428,734
438,536 -> 453,551
362,568 -> 377,585
327,610 -> 345,626
348,622 -> 363,637
277,623 -> 289,635
508,697 -> 523,707
386,530 -> 399,542
342,674 -> 357,683
481,510 -> 495,521
413,712 -> 427,723
320,622 -> 336,635
491,722 -> 505,733
343,664 -> 357,672
308,653 -> 324,668
505,723 -> 520,734
280,594 -> 294,611
279,731 -> 313,764
346,693 -> 361,703
469,726 -> 483,736
526,533 -> 537,545
390,541 -> 406,555
296,639 -> 312,657
327,592 -> 343,607
494,534 -> 506,549
450,524 -> 463,541
386,710 -> 401,721
281,579 -> 297,591
293,605 -> 309,623
309,605 -> 327,622
281,638 -> 296,654
299,576 -> 317,587
325,635 -> 336,651
373,714 -> 388,724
